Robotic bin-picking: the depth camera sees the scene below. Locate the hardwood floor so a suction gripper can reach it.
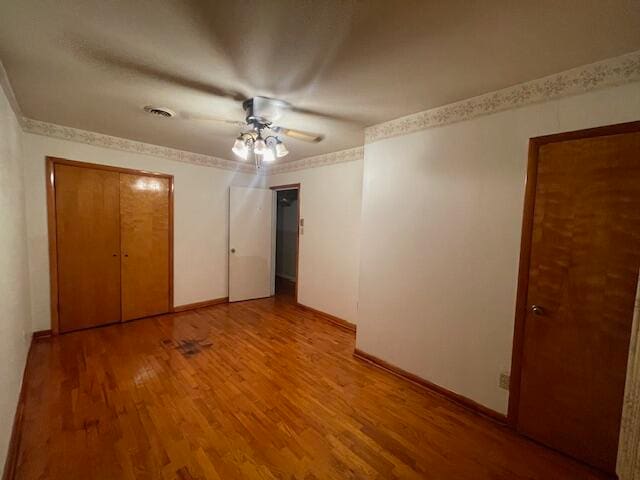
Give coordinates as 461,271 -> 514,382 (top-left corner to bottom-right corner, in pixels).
14,294 -> 606,479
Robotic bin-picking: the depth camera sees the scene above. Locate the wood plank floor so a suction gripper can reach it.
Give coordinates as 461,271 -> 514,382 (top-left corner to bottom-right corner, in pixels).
15,294 -> 606,479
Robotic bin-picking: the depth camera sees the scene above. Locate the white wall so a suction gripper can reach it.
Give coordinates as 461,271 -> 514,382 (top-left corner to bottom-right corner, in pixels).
22,133 -> 260,331
268,160 -> 363,324
357,82 -> 640,414
0,87 -> 31,471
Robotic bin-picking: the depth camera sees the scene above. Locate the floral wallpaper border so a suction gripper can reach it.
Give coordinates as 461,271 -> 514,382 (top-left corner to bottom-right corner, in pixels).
22,118 -> 257,174
365,50 -> 640,144
263,146 -> 364,175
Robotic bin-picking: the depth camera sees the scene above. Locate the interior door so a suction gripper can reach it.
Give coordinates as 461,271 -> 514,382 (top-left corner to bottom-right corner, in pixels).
55,164 -> 121,332
229,186 -> 273,302
516,128 -> 640,474
120,174 -> 171,320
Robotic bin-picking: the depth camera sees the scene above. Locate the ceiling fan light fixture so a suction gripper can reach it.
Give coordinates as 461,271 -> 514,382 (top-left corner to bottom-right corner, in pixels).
227,97 -> 325,168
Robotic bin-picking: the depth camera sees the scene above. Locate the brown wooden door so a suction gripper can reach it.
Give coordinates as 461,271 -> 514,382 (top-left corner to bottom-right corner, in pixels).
516,127 -> 640,473
120,174 -> 170,320
55,164 -> 121,332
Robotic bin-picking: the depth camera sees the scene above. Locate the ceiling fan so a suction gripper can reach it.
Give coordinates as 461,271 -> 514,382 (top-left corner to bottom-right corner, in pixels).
228,96 -> 324,168
149,96 -> 325,168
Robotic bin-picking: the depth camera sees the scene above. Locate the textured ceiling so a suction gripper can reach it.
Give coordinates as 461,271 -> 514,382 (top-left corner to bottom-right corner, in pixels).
1,0 -> 639,162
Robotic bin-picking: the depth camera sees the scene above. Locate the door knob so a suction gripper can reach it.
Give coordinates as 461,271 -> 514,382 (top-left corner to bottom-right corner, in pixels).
531,304 -> 545,316
231,248 -> 236,253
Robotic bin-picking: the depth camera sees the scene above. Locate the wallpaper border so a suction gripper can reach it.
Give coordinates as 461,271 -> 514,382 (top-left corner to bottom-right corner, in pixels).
365,50 -> 640,143
22,118 -> 257,174
263,146 -> 364,175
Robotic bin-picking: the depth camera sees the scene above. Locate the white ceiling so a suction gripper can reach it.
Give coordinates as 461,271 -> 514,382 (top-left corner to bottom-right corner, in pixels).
1,0 -> 639,162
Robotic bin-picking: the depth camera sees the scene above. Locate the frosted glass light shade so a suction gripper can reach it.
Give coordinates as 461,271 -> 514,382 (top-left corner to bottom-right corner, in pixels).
275,141 -> 289,157
262,148 -> 276,162
232,138 -> 249,160
254,138 -> 267,154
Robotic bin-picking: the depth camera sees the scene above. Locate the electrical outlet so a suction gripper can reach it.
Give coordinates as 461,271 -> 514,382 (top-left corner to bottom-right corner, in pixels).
499,372 -> 510,390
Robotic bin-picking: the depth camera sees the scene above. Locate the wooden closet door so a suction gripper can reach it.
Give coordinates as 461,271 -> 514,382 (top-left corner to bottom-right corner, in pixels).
55,164 -> 121,332
120,174 -> 170,320
516,129 -> 640,474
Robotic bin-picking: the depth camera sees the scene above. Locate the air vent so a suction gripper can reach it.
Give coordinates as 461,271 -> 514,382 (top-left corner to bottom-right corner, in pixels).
143,106 -> 175,118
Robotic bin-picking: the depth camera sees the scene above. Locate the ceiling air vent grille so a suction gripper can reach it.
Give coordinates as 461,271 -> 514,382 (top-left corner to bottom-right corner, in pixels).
143,106 -> 175,118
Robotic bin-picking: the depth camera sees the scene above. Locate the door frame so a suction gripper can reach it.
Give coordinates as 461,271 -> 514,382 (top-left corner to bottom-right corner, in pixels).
45,156 -> 175,335
507,120 -> 640,427
270,183 -> 301,302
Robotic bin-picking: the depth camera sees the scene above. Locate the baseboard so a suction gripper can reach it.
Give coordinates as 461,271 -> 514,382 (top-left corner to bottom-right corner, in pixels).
173,297 -> 229,313
32,329 -> 52,339
353,348 -> 507,424
2,339 -> 35,480
296,302 -> 356,333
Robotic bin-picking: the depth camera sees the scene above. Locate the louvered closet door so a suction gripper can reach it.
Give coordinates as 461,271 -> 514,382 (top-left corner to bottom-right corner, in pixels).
120,174 -> 171,320
55,164 -> 121,332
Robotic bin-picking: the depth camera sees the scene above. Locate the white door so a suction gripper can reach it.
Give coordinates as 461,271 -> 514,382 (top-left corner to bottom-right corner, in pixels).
229,186 -> 274,302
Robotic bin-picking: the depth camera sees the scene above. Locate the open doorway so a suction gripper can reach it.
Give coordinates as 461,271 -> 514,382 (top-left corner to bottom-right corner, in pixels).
272,186 -> 300,300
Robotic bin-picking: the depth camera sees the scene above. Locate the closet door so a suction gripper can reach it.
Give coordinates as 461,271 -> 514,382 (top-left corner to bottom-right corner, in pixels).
55,164 -> 121,332
120,174 -> 171,320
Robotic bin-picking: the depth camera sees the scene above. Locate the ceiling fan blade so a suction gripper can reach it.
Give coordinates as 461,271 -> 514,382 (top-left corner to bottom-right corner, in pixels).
289,105 -> 359,124
72,40 -> 247,102
272,126 -> 324,143
181,112 -> 245,127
